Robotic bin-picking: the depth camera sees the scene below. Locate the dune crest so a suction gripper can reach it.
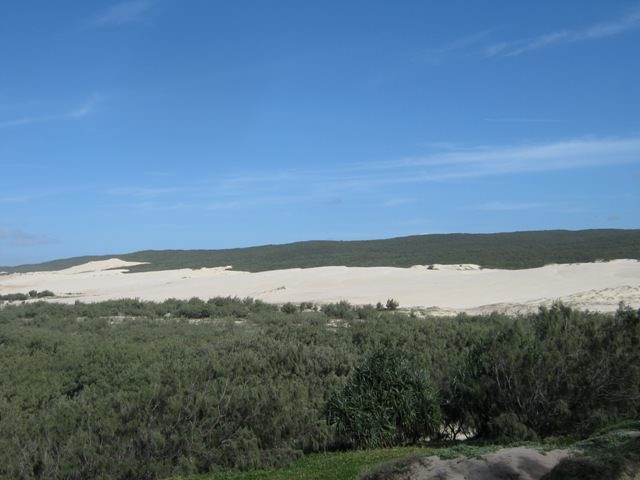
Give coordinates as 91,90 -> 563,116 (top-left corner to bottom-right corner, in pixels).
58,259 -> 149,274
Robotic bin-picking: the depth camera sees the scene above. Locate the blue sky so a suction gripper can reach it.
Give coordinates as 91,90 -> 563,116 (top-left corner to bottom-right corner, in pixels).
1,1 -> 640,265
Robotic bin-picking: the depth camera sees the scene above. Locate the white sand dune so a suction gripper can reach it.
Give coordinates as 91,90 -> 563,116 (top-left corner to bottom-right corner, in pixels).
1,258 -> 639,314
57,259 -> 149,274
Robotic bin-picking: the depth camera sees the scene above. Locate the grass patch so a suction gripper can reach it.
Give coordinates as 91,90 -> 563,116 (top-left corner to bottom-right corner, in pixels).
172,443 -> 560,480
170,447 -> 426,480
595,420 -> 640,436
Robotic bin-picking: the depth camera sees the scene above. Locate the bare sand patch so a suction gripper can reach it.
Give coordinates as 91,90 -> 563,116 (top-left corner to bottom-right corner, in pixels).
1,259 -> 639,314
58,259 -> 149,274
384,447 -> 569,480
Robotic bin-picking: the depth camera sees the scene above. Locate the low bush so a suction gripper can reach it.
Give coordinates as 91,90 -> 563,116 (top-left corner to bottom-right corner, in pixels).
326,349 -> 441,449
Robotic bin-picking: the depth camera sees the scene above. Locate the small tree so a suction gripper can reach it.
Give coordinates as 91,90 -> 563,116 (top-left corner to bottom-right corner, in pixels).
326,349 -> 441,448
386,298 -> 399,310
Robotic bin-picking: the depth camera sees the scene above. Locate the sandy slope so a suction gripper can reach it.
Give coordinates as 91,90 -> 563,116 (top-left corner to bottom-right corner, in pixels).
1,259 -> 639,314
392,447 -> 569,480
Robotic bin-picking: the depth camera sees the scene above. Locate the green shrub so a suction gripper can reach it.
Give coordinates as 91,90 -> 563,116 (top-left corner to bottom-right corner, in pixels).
281,302 -> 298,314
0,292 -> 28,302
385,299 -> 399,311
486,413 -> 538,442
321,301 -> 355,320
448,303 -> 640,440
326,349 -> 441,449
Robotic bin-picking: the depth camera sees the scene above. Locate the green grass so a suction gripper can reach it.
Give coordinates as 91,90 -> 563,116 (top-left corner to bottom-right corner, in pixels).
172,433 -> 640,480
169,443 -> 548,480
169,447 -> 427,480
3,229 -> 640,273
595,419 -> 640,436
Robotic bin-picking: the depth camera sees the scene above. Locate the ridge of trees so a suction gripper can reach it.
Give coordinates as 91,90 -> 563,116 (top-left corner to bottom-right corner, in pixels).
3,228 -> 640,273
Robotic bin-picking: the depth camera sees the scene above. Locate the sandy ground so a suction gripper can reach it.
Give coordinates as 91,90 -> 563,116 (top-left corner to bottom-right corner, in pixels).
1,258 -> 639,314
394,447 -> 570,480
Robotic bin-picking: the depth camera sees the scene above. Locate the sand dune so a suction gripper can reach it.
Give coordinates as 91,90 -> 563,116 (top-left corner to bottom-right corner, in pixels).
1,259 -> 639,314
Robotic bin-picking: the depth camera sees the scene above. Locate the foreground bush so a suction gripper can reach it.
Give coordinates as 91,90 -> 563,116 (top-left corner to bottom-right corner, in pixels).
0,300 -> 341,479
448,304 -> 640,440
326,349 -> 440,448
0,299 -> 638,479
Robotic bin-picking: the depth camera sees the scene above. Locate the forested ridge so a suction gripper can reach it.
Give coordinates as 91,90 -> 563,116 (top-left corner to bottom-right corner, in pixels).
1,298 -> 639,479
3,228 -> 640,273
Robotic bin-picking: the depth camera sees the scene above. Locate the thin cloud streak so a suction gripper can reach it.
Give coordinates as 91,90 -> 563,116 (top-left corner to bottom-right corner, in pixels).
0,187 -> 94,205
91,0 -> 158,27
106,186 -> 187,198
105,136 -> 640,210
421,30 -> 491,63
299,137 -> 640,191
397,137 -> 640,169
473,201 -> 548,211
486,9 -> 640,57
383,198 -> 416,207
483,117 -> 561,123
128,195 -> 303,213
0,228 -> 58,247
0,96 -> 101,130
0,194 -> 45,204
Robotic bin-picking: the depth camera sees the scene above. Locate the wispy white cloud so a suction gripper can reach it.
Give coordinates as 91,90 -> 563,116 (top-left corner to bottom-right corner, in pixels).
0,186 -> 93,206
486,9 -> 640,58
308,137 -> 640,191
90,0 -> 158,27
0,228 -> 58,247
0,116 -> 49,129
421,30 -> 492,63
104,136 -> 640,210
126,195 -> 299,213
483,117 -> 561,124
419,141 -> 464,151
206,200 -> 255,211
0,95 -> 101,130
106,186 -> 186,198
130,201 -> 192,212
389,137 -> 640,181
0,194 -> 44,204
383,198 -> 416,207
68,95 -> 102,118
472,201 -> 548,211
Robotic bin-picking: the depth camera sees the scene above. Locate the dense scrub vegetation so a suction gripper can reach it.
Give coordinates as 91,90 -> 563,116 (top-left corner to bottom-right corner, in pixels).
3,228 -> 640,273
0,298 -> 638,479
